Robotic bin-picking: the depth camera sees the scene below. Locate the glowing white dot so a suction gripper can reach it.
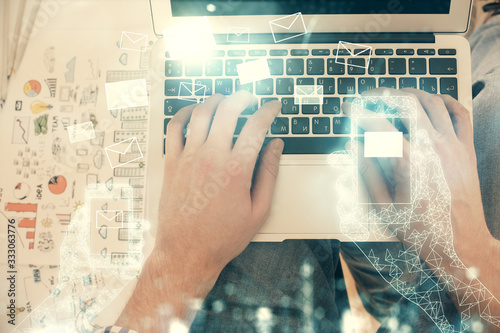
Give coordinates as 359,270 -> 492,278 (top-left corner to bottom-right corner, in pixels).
169,318 -> 189,333
471,319 -> 484,332
387,317 -> 399,330
314,306 -> 325,319
224,283 -> 235,296
400,324 -> 412,333
256,307 -> 273,321
466,266 -> 480,280
213,299 -> 225,313
301,263 -> 313,278
206,4 -> 216,12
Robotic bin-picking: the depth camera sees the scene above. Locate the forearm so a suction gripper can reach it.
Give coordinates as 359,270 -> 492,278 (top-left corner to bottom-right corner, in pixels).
115,251 -> 220,333
400,216 -> 500,331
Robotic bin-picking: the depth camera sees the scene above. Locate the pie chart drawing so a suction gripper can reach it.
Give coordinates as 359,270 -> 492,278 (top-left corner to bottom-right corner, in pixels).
14,182 -> 31,200
24,80 -> 42,97
48,176 -> 67,195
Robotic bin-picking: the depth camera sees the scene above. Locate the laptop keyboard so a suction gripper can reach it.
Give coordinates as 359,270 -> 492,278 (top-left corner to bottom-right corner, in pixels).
163,47 -> 458,154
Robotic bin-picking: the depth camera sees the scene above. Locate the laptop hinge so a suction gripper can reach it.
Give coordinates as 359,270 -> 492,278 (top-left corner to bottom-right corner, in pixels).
214,32 -> 435,45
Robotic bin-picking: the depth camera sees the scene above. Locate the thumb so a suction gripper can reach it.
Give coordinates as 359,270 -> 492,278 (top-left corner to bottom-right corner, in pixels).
251,138 -> 285,223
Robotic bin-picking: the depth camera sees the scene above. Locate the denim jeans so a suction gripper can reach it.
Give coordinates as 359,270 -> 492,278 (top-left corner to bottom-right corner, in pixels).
190,16 -> 500,333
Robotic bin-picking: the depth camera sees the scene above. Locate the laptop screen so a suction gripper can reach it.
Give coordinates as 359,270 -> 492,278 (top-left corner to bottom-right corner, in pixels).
170,0 -> 452,16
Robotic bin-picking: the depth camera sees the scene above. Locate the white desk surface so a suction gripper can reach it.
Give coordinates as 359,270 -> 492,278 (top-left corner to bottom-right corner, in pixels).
1,1 -> 160,331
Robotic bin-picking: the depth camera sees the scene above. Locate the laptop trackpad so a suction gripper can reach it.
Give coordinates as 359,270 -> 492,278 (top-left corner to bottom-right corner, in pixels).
258,165 -> 342,235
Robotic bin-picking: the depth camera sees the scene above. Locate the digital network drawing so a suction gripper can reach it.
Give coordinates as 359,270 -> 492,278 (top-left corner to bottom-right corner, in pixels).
334,96 -> 500,332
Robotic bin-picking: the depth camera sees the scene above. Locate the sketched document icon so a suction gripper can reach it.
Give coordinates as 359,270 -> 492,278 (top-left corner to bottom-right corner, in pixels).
178,82 -> 207,102
104,137 -> 143,169
269,12 -> 307,43
120,31 -> 149,52
335,41 -> 372,69
105,79 -> 148,110
95,210 -> 124,228
67,121 -> 95,143
227,27 -> 250,43
364,132 -> 403,158
294,85 -> 324,105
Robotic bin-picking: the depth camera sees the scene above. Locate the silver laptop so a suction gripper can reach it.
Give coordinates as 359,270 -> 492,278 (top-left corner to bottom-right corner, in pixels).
145,0 -> 473,242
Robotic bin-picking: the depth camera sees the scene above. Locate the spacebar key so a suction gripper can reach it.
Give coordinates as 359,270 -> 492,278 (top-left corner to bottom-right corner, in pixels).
264,137 -> 350,154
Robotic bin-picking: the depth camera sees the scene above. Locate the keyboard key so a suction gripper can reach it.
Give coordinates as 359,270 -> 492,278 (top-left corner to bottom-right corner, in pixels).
165,79 -> 190,96
271,117 -> 289,134
164,117 -> 171,134
302,104 -> 321,115
235,79 -> 253,93
207,50 -> 225,57
255,78 -> 274,95
440,77 -> 458,100
312,49 -> 330,56
347,59 -> 366,75
296,78 -> 314,86
317,78 -> 335,95
438,49 -> 456,56
205,59 -> 223,76
354,49 -> 372,56
225,59 -> 243,76
261,97 -> 279,106
263,137 -> 350,154
307,59 -> 325,75
417,49 -> 435,56
358,78 -> 376,93
249,50 -> 267,56
281,98 -> 299,114
185,60 -> 203,76
165,60 -> 182,77
164,99 -> 196,116
399,77 -> 417,89
312,117 -> 330,134
378,77 -> 396,89
286,59 -> 304,75
270,49 -> 288,56
327,59 -> 345,75
291,49 -> 309,56
291,117 -> 310,134
419,77 -> 437,94
215,78 -> 233,95
409,58 -> 426,75
323,97 -> 341,114
267,59 -> 284,75
193,79 -> 211,96
235,117 -> 247,135
429,58 -> 457,75
276,78 -> 294,95
338,78 -> 355,94
334,49 -> 351,56
228,50 -> 246,57
333,117 -> 351,134
368,58 -> 386,75
242,104 -> 258,115
388,58 -> 406,75
375,49 -> 393,55
396,49 -> 414,55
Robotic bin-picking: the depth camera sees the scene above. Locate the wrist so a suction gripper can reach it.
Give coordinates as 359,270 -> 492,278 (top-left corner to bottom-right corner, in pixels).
115,250 -> 221,332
